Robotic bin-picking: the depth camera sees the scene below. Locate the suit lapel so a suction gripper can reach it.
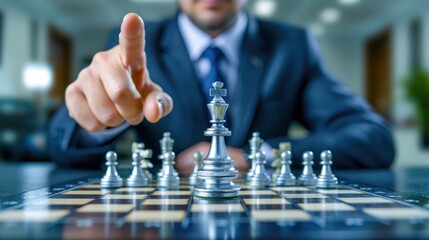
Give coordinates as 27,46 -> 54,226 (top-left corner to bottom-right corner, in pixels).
230,16 -> 267,146
159,18 -> 208,124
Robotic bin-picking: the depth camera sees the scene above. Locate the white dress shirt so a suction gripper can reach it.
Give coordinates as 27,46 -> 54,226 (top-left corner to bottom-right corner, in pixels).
178,12 -> 248,97
178,12 -> 275,165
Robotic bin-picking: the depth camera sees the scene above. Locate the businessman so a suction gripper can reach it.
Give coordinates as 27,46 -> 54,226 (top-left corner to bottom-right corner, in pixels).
49,0 -> 395,174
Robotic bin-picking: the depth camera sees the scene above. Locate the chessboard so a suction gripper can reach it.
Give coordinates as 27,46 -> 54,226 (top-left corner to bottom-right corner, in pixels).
0,175 -> 429,239
0,80 -> 427,239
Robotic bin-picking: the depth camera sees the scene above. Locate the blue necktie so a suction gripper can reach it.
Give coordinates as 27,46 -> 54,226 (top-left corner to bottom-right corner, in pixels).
200,46 -> 232,130
200,46 -> 226,104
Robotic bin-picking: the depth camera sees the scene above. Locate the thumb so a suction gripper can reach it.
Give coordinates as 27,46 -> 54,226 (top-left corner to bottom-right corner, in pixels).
119,13 -> 145,72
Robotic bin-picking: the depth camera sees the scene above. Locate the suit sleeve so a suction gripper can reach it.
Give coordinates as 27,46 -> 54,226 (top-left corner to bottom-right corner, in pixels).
265,30 -> 395,169
48,105 -> 127,169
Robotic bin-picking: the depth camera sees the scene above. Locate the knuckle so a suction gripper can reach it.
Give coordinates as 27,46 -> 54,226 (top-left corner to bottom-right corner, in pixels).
123,40 -> 141,51
65,85 -> 75,99
127,113 -> 143,125
99,112 -> 121,126
77,67 -> 90,80
92,51 -> 108,66
111,85 -> 132,103
65,85 -> 80,105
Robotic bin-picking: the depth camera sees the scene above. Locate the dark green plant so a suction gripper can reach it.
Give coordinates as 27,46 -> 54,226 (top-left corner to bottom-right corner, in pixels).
403,68 -> 429,139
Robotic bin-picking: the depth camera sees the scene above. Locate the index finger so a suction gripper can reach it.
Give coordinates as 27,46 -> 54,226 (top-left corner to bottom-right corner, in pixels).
119,13 -> 145,72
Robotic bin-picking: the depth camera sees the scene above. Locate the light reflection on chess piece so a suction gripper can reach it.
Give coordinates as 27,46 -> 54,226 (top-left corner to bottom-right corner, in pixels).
248,151 -> 271,188
316,150 -> 338,188
275,150 -> 296,186
157,151 -> 180,188
157,132 -> 178,179
101,151 -> 123,188
126,151 -> 149,187
130,142 -> 153,182
298,151 -> 317,186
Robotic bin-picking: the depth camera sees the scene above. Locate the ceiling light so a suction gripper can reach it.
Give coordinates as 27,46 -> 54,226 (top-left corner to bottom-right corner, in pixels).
320,8 -> 340,23
253,0 -> 276,17
338,0 -> 360,5
22,62 -> 53,92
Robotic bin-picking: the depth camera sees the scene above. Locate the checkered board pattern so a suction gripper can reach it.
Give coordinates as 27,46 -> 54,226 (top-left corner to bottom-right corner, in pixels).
0,178 -> 429,238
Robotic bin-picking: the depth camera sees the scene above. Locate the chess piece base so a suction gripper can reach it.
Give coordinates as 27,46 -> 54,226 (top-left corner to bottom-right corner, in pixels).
298,175 -> 317,186
157,176 -> 180,188
194,180 -> 240,198
100,178 -> 123,188
248,175 -> 271,188
188,175 -> 200,186
316,176 -> 338,189
126,177 -> 148,187
275,176 -> 296,186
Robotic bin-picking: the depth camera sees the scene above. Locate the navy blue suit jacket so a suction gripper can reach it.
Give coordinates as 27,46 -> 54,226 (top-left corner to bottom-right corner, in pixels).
48,15 -> 395,169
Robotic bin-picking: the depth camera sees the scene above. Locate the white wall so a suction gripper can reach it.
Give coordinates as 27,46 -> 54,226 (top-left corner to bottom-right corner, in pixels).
388,10 -> 429,127
422,11 -> 429,70
388,11 -> 429,167
391,20 -> 414,126
0,4 -> 104,100
0,6 -> 31,99
0,5 -> 50,99
317,9 -> 429,128
317,37 -> 364,96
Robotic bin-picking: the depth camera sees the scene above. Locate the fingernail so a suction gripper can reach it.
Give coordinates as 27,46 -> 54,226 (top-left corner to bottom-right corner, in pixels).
157,95 -> 166,118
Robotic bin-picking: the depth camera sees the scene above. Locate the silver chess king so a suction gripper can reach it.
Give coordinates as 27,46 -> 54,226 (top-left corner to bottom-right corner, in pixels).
194,82 -> 240,198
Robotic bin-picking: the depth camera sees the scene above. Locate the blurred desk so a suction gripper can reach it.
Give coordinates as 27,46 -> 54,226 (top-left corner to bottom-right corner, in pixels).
0,162 -> 99,198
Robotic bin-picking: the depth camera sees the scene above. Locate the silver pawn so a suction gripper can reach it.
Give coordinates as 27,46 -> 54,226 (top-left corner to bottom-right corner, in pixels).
142,149 -> 154,182
132,142 -> 153,182
275,150 -> 296,186
249,151 -> 271,188
157,132 -> 178,179
189,151 -> 203,185
271,142 -> 291,182
101,151 -> 123,188
157,152 -> 180,188
246,132 -> 263,181
126,151 -> 149,187
270,149 -> 281,182
316,150 -> 338,188
298,151 -> 317,186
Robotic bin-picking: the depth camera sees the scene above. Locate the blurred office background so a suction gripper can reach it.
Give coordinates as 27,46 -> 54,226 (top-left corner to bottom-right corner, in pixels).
0,0 -> 427,167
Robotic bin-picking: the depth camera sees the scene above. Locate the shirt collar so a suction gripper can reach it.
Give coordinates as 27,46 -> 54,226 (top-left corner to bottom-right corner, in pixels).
178,11 -> 248,66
